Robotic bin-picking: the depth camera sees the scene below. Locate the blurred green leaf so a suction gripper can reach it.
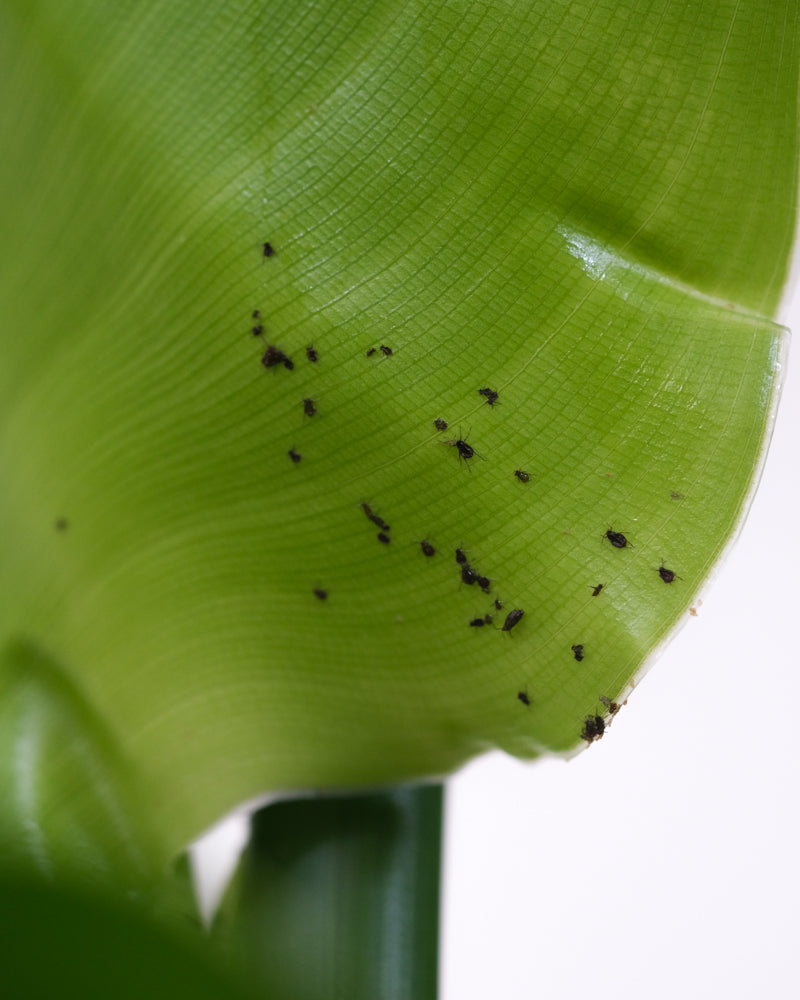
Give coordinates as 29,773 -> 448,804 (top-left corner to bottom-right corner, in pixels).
0,873 -> 255,999
0,0 -> 796,872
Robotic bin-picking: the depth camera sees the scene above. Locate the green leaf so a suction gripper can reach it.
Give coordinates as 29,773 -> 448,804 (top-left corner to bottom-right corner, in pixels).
0,872 -> 255,999
0,0 -> 796,868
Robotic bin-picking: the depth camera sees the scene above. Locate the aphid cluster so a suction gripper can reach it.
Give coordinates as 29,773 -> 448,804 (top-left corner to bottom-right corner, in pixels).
262,345 -> 294,370
247,239 -> 682,758
454,549 -> 491,593
581,714 -> 605,743
469,616 -> 493,628
361,502 -> 392,545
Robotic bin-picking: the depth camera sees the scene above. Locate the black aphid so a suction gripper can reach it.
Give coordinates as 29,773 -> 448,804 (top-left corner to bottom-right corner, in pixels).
420,539 -> 435,557
377,532 -> 390,544
477,575 -> 491,594
514,469 -> 530,483
306,344 -> 318,362
599,695 -> 620,717
581,714 -> 605,743
379,344 -> 393,356
262,241 -> 275,258
303,397 -> 316,418
483,613 -> 493,625
252,309 -> 260,319
517,690 -> 531,707
469,618 -> 486,627
658,565 -> 677,583
591,583 -> 604,597
313,588 -> 328,601
366,348 -> 377,357
604,528 -> 629,548
361,502 -> 390,532
252,324 -> 264,336
494,599 -> 503,611
501,608 -> 524,633
478,387 -> 499,406
455,548 -> 467,565
461,564 -> 477,586
434,418 -> 448,431
262,345 -> 292,369
288,448 -> 301,463
571,644 -> 585,662
444,429 -> 482,468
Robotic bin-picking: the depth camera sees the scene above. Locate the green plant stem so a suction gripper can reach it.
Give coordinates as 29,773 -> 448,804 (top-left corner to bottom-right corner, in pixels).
237,784 -> 443,1000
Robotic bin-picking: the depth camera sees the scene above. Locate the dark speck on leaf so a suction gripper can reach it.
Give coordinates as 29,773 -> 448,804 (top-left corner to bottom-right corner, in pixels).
361,503 -> 390,532
517,690 -> 531,707
604,528 -> 629,548
514,470 -> 530,483
379,345 -> 393,356
303,397 -> 316,417
469,618 -> 486,627
313,588 -> 327,601
658,565 -> 677,583
581,714 -> 605,743
262,241 -> 275,258
306,344 -> 318,362
55,517 -> 68,532
262,345 -> 293,369
434,418 -> 448,431
420,539 -> 435,557
600,695 -> 620,717
366,348 -> 377,357
591,583 -> 604,597
377,532 -> 390,545
455,548 -> 467,565
501,608 -> 524,633
288,448 -> 301,463
571,644 -> 585,662
478,387 -> 499,406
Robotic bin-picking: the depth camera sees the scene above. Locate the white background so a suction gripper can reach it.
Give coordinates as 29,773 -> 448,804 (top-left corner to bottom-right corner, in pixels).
441,276 -> 800,1000
193,279 -> 800,1000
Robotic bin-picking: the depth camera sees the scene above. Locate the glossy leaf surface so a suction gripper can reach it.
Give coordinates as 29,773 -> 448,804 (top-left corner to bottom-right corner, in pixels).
0,0 -> 795,868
